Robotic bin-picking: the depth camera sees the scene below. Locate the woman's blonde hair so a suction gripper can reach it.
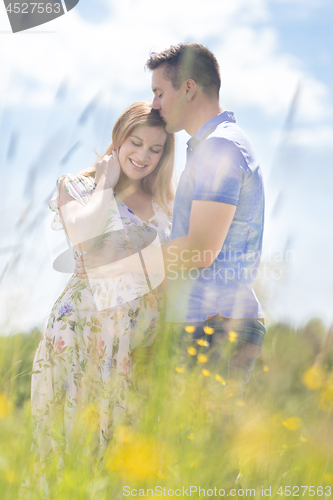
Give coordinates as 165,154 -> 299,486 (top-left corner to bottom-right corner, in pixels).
79,101 -> 175,213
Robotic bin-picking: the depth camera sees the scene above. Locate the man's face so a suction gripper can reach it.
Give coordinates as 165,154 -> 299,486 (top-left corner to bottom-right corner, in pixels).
151,65 -> 187,134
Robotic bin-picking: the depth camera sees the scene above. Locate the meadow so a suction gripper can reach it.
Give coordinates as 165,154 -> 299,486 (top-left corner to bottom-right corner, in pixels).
1,318 -> 333,499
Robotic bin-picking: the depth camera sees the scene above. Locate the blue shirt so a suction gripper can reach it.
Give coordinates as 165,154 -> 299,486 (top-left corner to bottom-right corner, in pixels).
165,111 -> 265,322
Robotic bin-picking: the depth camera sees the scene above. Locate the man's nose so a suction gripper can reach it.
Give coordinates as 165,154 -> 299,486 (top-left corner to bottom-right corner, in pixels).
152,96 -> 161,110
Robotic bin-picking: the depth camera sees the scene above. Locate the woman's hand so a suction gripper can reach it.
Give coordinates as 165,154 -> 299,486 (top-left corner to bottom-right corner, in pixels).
95,151 -> 121,190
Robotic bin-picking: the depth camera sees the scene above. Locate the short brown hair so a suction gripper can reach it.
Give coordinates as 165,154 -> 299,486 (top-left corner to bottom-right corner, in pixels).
146,42 -> 221,99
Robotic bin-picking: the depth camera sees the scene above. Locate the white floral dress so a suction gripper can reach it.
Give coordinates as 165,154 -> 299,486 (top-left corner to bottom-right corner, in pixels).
30,173 -> 172,475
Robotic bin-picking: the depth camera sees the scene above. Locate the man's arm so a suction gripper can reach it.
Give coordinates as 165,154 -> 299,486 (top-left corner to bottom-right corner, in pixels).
161,200 -> 236,271
74,199 -> 235,278
159,136 -> 245,271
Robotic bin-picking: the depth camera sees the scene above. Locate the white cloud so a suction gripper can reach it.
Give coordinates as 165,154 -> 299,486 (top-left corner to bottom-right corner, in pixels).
0,0 -> 331,123
298,78 -> 331,121
290,125 -> 333,149
216,27 -> 331,121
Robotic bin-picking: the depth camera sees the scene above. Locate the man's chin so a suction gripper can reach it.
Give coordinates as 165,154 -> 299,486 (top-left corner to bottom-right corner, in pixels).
165,122 -> 181,134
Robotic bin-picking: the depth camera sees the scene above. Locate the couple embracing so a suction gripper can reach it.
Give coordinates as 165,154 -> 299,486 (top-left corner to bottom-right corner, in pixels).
28,42 -> 266,487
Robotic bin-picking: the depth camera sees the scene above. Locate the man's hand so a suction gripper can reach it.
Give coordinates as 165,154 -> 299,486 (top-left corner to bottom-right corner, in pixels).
74,254 -> 124,279
74,253 -> 91,277
74,242 -> 128,278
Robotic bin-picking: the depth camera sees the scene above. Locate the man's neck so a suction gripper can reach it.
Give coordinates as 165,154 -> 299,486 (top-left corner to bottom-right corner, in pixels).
185,99 -> 223,137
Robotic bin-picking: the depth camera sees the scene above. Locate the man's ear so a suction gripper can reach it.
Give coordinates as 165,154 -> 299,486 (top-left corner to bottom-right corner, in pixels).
185,79 -> 196,101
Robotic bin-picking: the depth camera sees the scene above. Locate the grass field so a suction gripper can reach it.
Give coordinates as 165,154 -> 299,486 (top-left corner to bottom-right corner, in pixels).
1,318 -> 333,499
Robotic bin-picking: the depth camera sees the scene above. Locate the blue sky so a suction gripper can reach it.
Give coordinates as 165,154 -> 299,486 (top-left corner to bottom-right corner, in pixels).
0,0 -> 332,333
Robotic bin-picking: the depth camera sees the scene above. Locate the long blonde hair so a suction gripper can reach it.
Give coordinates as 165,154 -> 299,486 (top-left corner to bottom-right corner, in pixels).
79,101 -> 175,213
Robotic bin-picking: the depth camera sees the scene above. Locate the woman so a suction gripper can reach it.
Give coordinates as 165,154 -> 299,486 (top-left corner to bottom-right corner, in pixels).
27,101 -> 175,491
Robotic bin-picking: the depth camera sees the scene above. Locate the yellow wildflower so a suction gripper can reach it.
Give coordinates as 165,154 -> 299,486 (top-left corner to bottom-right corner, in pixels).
236,400 -> 246,407
202,369 -> 210,377
302,365 -> 326,390
106,433 -> 164,480
187,346 -> 197,356
263,365 -> 269,372
175,367 -> 185,373
319,382 -> 333,411
228,331 -> 238,342
203,326 -> 214,335
324,474 -> 333,483
196,339 -> 209,347
300,436 -> 307,443
197,354 -> 208,363
215,374 -> 226,385
4,470 -> 15,483
157,471 -> 166,479
185,325 -> 196,333
282,417 -> 302,431
187,433 -> 195,440
0,392 -> 12,418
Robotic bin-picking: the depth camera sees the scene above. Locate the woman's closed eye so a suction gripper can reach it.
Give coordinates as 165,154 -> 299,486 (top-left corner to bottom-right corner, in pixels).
131,141 -> 161,154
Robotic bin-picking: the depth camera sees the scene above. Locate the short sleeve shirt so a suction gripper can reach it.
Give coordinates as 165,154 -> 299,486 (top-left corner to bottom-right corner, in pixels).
165,111 -> 265,322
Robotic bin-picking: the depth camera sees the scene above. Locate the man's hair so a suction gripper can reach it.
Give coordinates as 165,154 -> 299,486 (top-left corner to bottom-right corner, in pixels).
146,42 -> 221,99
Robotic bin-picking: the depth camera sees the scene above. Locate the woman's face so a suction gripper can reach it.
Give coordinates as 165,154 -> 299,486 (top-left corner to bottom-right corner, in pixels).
118,125 -> 167,183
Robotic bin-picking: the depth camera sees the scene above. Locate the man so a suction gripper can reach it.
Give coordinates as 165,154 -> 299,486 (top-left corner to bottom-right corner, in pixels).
146,42 -> 266,396
76,42 -> 265,397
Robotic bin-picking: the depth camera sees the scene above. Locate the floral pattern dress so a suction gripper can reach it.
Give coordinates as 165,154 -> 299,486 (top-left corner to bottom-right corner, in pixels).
30,173 -> 172,476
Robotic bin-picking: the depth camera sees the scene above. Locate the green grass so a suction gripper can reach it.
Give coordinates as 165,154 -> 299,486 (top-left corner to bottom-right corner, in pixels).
1,319 -> 333,499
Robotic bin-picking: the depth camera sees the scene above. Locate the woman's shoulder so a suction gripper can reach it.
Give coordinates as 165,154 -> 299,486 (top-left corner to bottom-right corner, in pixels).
56,173 -> 95,192
48,174 -> 95,231
49,173 -> 95,221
